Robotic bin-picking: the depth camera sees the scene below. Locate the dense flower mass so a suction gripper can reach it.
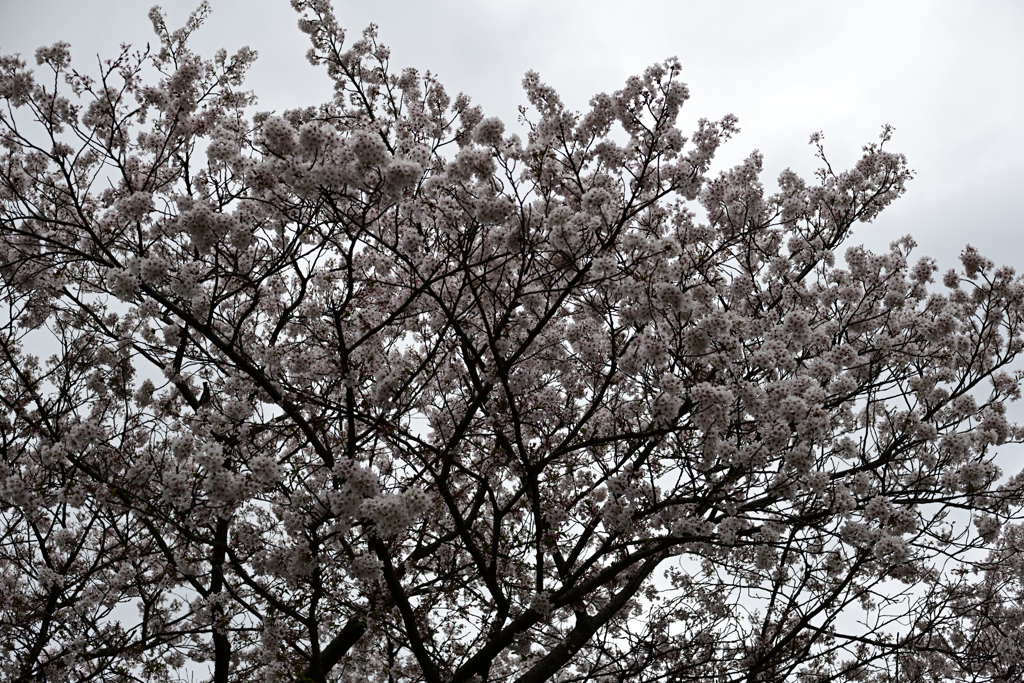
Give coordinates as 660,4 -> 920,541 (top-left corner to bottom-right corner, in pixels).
1,2 -> 1024,683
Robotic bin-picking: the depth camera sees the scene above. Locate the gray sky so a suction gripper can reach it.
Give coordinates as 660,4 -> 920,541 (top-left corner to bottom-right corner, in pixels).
2,0 -> 1023,271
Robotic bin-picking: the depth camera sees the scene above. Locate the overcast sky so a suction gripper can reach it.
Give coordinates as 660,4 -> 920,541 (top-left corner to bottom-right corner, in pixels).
2,0 -> 1023,272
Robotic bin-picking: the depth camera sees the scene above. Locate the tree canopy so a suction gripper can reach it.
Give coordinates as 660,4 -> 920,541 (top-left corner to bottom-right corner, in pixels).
1,2 -> 1023,682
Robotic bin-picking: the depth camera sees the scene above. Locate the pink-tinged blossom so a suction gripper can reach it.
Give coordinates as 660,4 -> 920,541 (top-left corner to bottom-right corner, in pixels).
471,116 -> 505,147
108,267 -> 138,301
350,129 -> 390,167
873,533 -> 910,565
262,116 -> 297,155
384,158 -> 423,194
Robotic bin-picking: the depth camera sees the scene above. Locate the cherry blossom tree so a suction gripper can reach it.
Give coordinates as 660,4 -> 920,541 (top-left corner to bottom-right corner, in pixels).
2,2 -> 1023,682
